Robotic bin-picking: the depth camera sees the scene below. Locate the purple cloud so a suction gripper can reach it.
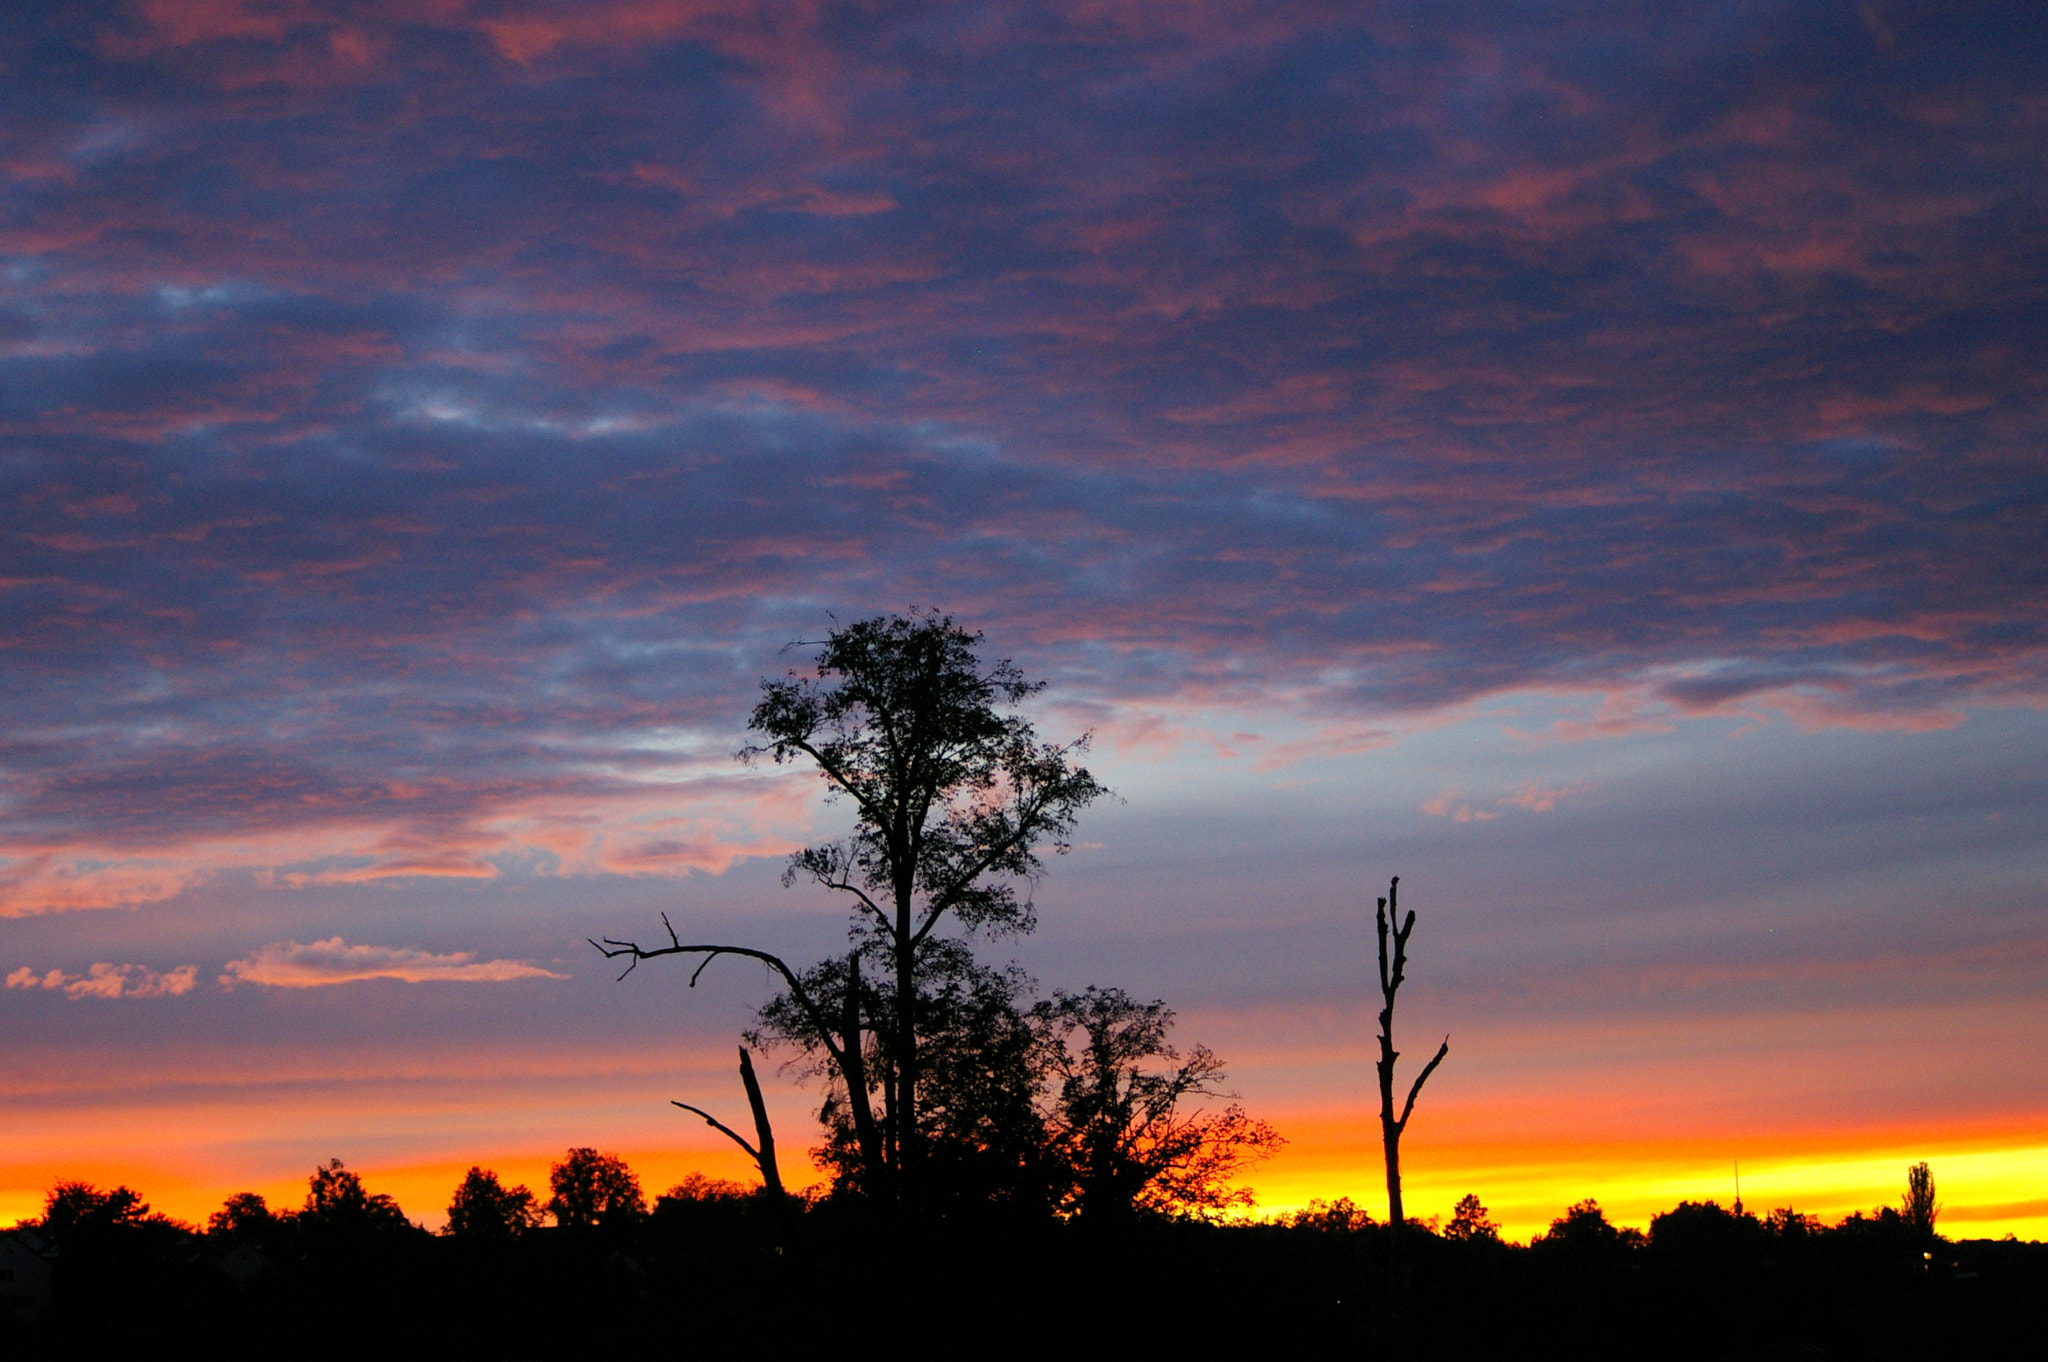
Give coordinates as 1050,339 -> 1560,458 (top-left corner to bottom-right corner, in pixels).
0,0 -> 2041,899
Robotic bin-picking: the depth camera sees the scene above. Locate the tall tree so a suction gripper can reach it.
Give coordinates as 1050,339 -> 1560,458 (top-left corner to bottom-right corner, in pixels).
595,612 -> 1107,1202
1374,876 -> 1448,1231
1902,1161 -> 1939,1240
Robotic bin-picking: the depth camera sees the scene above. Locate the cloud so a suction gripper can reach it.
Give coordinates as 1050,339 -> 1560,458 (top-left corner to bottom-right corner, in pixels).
1421,782 -> 1591,821
0,766 -> 813,916
219,938 -> 568,989
1499,784 -> 1591,814
1420,793 -> 1497,823
6,962 -> 199,999
0,0 -> 2041,909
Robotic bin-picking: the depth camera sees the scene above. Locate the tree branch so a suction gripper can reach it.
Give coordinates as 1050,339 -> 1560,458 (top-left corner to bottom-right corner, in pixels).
819,868 -> 896,937
910,793 -> 1059,946
785,734 -> 890,828
1396,1035 -> 1450,1133
671,1102 -> 761,1162
590,919 -> 850,1070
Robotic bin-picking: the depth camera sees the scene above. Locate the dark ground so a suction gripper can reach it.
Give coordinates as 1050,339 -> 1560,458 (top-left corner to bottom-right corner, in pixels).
4,1195 -> 2043,1360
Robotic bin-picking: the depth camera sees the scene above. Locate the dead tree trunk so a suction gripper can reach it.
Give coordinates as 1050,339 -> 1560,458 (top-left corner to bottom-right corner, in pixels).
672,1046 -> 788,1205
737,1047 -> 784,1200
1375,876 -> 1449,1230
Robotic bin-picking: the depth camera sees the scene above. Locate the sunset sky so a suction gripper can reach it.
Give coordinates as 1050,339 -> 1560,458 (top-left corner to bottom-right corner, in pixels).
3,1 -> 2045,1242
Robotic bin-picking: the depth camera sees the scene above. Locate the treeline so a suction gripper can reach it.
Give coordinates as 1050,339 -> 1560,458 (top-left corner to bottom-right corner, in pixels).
4,1157 -> 2044,1359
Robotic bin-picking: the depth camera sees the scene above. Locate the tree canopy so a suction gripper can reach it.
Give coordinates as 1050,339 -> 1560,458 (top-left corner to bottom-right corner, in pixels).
446,1167 -> 543,1241
547,1148 -> 645,1230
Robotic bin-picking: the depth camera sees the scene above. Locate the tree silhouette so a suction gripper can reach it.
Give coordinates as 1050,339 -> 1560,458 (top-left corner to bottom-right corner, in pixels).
1902,1161 -> 1939,1240
36,1182 -> 158,1238
445,1167 -> 543,1240
753,947 -> 1278,1217
1535,1199 -> 1646,1257
547,1148 -> 644,1230
1445,1193 -> 1500,1243
24,1181 -> 194,1327
595,612 -> 1107,1202
206,1191 -> 280,1242
1374,876 -> 1449,1231
297,1159 -> 418,1247
1034,986 -> 1281,1220
1763,1206 -> 1820,1239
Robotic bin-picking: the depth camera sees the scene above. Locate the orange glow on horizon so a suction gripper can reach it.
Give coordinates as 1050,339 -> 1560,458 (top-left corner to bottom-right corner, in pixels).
7,1111 -> 2044,1245
1252,1111 -> 2048,1243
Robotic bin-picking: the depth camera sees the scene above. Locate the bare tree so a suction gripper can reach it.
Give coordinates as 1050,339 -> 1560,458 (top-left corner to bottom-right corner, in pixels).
1375,876 -> 1448,1230
593,612 -> 1107,1203
671,1047 -> 786,1205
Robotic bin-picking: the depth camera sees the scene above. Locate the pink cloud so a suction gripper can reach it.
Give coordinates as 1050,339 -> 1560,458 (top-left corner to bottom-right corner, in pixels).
1419,793 -> 1497,823
0,771 -> 814,916
1421,782 -> 1589,821
1499,783 -> 1591,813
219,938 -> 567,989
6,962 -> 199,999
1250,725 -> 1399,773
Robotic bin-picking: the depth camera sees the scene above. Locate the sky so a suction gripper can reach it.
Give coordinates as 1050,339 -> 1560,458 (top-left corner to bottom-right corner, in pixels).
2,0 -> 2045,1242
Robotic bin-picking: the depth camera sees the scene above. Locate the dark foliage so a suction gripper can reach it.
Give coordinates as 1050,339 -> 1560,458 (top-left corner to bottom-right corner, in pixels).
758,938 -> 1064,1211
750,612 -> 1109,1192
444,1167 -> 543,1241
746,613 -> 1106,941
206,1191 -> 279,1241
546,1148 -> 645,1231
298,1159 -> 421,1247
1444,1193 -> 1500,1243
753,941 -> 1277,1218
1904,1160 -> 1940,1239
1033,985 -> 1282,1220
